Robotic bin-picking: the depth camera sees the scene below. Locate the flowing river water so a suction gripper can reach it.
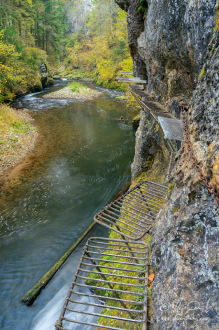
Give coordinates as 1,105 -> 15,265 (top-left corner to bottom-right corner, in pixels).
0,81 -> 136,330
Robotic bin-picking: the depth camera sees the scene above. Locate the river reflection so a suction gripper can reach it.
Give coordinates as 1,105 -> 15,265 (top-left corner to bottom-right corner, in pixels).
0,81 -> 136,329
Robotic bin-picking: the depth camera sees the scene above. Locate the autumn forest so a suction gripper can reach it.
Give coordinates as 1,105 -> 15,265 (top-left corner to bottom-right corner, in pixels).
0,0 -> 132,102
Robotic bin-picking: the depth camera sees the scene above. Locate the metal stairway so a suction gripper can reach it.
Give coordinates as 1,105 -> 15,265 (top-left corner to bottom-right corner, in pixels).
56,180 -> 167,329
94,180 -> 167,240
56,238 -> 148,330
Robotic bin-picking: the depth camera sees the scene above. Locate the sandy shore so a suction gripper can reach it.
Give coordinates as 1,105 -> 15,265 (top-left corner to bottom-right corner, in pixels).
42,86 -> 104,100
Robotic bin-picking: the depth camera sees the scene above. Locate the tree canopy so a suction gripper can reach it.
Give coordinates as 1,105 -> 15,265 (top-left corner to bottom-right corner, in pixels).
0,0 -> 67,101
0,0 -> 132,101
0,0 -> 67,55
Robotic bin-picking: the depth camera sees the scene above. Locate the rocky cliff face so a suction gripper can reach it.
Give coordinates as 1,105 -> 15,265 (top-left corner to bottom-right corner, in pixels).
115,0 -> 219,328
117,0 -> 216,98
66,0 -> 93,35
117,0 -> 217,180
150,28 -> 219,330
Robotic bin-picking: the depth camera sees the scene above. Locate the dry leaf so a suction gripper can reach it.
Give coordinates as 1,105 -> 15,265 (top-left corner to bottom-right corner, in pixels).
148,272 -> 155,282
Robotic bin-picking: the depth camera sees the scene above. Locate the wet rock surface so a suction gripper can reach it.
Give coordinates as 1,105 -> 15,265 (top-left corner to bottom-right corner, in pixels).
40,63 -> 48,88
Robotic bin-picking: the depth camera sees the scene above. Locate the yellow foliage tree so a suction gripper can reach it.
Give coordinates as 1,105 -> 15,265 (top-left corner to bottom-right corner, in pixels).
64,2 -> 133,89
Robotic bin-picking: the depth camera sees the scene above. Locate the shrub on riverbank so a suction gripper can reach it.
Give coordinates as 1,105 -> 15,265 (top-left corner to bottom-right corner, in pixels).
67,81 -> 88,93
0,33 -> 49,102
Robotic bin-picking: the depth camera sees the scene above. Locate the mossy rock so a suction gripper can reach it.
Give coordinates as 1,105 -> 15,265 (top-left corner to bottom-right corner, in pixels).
166,182 -> 175,196
115,95 -> 126,101
132,114 -> 140,128
172,203 -> 180,214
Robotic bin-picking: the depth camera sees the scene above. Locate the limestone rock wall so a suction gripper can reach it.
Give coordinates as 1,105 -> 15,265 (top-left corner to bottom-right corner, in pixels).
117,0 -> 216,98
131,110 -> 169,180
150,28 -> 219,330
116,0 -> 217,178
141,0 -> 216,99
115,0 -> 219,328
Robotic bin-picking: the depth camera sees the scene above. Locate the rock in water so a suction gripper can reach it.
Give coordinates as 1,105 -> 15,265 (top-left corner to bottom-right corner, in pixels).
40,63 -> 48,88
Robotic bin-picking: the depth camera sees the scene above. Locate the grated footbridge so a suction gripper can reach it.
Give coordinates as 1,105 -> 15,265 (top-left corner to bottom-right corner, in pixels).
94,180 -> 167,240
56,180 -> 168,329
56,238 -> 149,330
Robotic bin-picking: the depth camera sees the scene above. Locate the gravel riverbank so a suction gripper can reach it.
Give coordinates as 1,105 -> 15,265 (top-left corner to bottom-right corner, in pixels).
42,85 -> 104,100
0,84 -> 102,185
0,108 -> 37,182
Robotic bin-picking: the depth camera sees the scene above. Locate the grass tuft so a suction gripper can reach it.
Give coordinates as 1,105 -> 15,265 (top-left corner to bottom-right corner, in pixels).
67,81 -> 88,93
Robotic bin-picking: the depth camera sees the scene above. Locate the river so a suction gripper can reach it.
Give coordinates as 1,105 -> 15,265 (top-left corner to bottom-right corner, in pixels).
0,80 -> 136,329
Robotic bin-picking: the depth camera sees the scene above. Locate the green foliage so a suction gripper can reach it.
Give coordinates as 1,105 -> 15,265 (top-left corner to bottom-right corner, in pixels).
138,0 -> 148,13
0,0 -> 68,101
67,81 -> 88,93
0,31 -> 48,102
0,104 -> 34,133
0,0 -> 67,56
166,182 -> 175,196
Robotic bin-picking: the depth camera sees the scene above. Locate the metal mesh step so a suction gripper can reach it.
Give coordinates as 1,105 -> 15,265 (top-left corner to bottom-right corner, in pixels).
158,116 -> 184,141
94,181 -> 167,240
56,237 -> 149,330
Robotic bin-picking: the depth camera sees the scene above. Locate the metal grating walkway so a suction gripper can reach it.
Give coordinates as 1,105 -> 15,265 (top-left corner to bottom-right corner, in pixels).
158,116 -> 184,141
56,238 -> 148,330
129,85 -> 173,120
94,181 -> 167,240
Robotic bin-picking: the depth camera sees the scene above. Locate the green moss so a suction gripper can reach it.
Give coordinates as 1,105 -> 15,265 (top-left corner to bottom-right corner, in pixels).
155,123 -> 160,132
85,237 -> 146,328
67,81 -> 88,93
138,0 -> 148,13
166,182 -> 175,196
214,3 -> 219,32
198,66 -> 205,81
143,233 -> 152,258
172,203 -> 180,214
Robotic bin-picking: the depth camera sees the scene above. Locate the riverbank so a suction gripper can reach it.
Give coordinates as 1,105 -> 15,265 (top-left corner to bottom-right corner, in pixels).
0,104 -> 37,185
42,82 -> 104,100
